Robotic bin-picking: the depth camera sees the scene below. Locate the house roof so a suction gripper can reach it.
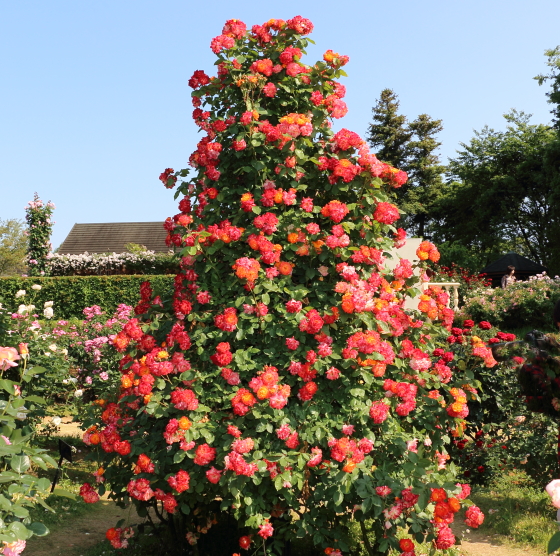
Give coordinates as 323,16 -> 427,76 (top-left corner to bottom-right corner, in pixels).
480,252 -> 547,275
57,222 -> 169,254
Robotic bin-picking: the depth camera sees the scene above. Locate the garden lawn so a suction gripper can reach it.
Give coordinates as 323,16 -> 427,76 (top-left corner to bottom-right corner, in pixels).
466,471 -> 558,554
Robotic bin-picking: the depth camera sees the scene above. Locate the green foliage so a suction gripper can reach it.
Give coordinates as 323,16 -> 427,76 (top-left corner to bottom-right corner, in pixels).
0,219 -> 27,277
405,114 -> 446,237
0,275 -> 174,320
436,241 -> 499,273
459,276 -> 560,330
125,243 -> 149,255
437,110 -> 559,273
535,45 -> 560,129
445,317 -> 560,488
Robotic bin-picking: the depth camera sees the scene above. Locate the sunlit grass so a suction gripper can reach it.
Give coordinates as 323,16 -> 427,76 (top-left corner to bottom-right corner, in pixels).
469,471 -> 558,551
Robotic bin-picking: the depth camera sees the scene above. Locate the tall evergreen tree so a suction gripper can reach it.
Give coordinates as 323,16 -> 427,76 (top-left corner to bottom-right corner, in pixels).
366,89 -> 412,170
367,90 -> 445,237
405,114 -> 446,238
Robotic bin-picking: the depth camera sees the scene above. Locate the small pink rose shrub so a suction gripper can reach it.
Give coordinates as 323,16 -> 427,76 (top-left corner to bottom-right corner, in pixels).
81,17 -> 482,555
0,297 -> 61,551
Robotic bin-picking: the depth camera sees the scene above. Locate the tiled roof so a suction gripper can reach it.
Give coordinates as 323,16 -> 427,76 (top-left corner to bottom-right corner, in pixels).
57,222 -> 169,254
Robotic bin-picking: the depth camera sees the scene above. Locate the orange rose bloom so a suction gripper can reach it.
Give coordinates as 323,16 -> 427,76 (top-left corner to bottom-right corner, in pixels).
342,459 -> 356,473
241,391 -> 256,406
430,488 -> 447,502
256,386 -> 270,400
448,497 -> 461,513
276,261 -> 294,275
106,528 -> 119,541
178,416 -> 192,430
341,294 -> 354,314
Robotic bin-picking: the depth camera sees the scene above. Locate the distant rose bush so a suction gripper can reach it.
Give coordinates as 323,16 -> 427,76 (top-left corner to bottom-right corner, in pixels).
459,274 -> 560,330
45,251 -> 176,276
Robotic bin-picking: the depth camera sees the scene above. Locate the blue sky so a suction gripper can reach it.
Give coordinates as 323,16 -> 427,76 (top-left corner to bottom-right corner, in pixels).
2,0 -> 559,249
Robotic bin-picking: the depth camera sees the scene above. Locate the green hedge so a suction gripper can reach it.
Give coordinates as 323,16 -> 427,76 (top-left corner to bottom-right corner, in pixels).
0,275 -> 174,319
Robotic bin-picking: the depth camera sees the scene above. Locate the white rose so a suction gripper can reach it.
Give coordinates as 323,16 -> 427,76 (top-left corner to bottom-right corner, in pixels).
69,377 -> 78,384
74,389 -> 84,398
62,379 -> 69,384
31,284 -> 42,291
48,344 -> 57,351
17,304 -> 27,314
44,307 -> 54,319
16,406 -> 28,420
52,416 -> 62,426
44,301 -> 54,308
15,290 -> 26,298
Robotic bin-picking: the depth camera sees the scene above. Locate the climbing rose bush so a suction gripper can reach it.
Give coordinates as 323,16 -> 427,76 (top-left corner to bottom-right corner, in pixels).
25,193 -> 55,277
81,17 -> 482,555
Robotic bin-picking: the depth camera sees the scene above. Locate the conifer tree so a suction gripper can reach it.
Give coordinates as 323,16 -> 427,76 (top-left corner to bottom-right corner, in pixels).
366,89 -> 412,171
367,92 -> 445,237
406,114 -> 446,238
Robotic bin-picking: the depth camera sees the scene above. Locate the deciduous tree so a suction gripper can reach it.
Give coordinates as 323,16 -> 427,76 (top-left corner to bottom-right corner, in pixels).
0,219 -> 27,276
435,111 -> 559,271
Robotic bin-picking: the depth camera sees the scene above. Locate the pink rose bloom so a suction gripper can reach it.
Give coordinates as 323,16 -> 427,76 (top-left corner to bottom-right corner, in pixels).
265,267 -> 279,279
0,346 -> 20,370
3,539 -> 26,556
306,447 -> 323,467
258,521 -> 274,539
464,505 -> 485,528
406,439 -> 418,453
205,466 -> 222,484
325,367 -> 340,380
546,479 -> 560,508
276,424 -> 291,440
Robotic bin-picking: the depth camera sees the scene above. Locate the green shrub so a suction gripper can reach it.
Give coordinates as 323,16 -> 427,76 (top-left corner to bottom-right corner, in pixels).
0,276 -> 174,320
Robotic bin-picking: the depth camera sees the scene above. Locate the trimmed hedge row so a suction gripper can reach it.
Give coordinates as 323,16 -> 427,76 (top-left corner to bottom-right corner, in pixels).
0,275 -> 174,319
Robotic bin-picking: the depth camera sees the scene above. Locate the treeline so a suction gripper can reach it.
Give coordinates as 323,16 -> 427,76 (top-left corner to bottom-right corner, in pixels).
367,47 -> 560,274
